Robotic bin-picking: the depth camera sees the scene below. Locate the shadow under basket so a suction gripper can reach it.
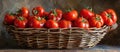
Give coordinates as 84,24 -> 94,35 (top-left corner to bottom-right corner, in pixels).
5,25 -> 110,49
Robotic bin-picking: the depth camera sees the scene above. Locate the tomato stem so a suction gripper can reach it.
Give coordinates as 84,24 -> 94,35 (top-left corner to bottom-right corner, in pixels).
81,17 -> 86,22
66,8 -> 73,12
33,10 -> 38,15
86,7 -> 93,12
107,14 -> 112,18
10,12 -> 16,16
96,16 -> 101,21
18,17 -> 24,21
52,9 -> 57,16
16,9 -> 21,15
37,16 -> 41,21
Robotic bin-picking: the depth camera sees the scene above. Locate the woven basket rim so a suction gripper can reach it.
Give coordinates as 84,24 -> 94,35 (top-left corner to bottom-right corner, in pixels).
4,24 -> 110,30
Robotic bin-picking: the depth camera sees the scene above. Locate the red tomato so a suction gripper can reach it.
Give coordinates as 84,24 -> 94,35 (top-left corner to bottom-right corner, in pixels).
14,17 -> 28,28
4,13 -> 16,25
45,20 -> 58,28
29,16 -> 46,28
100,9 -> 117,26
32,6 -> 45,17
43,12 -> 49,17
48,9 -> 62,21
63,9 -> 78,21
58,20 -> 71,28
73,17 -> 89,28
80,8 -> 94,20
89,14 -> 104,28
17,7 -> 29,18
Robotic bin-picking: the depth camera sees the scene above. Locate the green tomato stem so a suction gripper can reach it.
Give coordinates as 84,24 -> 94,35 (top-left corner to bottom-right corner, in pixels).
37,17 -> 41,21
18,16 -> 24,21
33,10 -> 38,15
96,16 -> 101,21
106,14 -> 112,18
86,7 -> 93,12
53,9 -> 57,16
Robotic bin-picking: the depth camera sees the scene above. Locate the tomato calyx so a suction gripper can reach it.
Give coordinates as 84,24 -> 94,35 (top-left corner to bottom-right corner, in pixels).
18,16 -> 25,21
35,16 -> 41,21
33,10 -> 38,15
16,9 -> 23,15
16,9 -> 21,14
86,7 -> 93,12
9,12 -> 16,16
65,8 -> 73,12
81,17 -> 86,22
52,9 -> 57,16
95,16 -> 101,21
106,13 -> 112,18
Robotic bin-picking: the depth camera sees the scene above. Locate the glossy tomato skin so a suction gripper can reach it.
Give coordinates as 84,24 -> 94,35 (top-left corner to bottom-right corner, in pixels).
58,20 -> 71,28
73,17 -> 89,28
28,16 -> 46,28
45,20 -> 58,28
4,13 -> 16,25
80,9 -> 94,20
100,9 -> 117,26
63,10 -> 78,21
14,17 -> 28,28
42,12 -> 49,17
17,7 -> 29,18
48,9 -> 62,21
89,14 -> 104,28
32,6 -> 45,17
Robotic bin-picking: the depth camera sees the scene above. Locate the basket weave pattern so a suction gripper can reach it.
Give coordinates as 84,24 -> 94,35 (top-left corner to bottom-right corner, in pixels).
5,25 -> 110,49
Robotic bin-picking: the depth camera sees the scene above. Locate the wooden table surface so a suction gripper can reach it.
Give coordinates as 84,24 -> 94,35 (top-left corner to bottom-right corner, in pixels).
0,49 -> 119,52
0,45 -> 120,52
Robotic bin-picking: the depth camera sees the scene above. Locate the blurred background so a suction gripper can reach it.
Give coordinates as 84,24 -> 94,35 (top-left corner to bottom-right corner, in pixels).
0,0 -> 120,49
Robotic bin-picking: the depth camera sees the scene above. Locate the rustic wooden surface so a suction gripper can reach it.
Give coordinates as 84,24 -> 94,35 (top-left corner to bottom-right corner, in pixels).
0,49 -> 119,52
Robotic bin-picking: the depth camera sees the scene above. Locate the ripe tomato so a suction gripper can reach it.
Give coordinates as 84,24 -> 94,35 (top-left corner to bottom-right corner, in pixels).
63,9 -> 78,21
89,14 -> 104,28
29,16 -> 46,28
73,17 -> 89,28
32,6 -> 45,17
100,9 -> 117,26
80,8 -> 94,20
58,20 -> 71,28
48,9 -> 62,21
4,13 -> 16,25
43,12 -> 49,17
14,16 -> 28,28
45,20 -> 58,28
17,7 -> 29,18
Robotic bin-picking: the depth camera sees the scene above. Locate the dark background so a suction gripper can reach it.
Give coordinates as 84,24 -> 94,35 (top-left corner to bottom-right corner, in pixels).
0,0 -> 120,49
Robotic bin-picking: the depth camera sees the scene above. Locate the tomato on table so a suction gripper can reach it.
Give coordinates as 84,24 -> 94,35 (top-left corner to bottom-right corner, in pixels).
100,9 -> 117,26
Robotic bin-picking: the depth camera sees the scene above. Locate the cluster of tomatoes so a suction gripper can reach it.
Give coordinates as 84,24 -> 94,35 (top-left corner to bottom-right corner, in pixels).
4,6 -> 117,29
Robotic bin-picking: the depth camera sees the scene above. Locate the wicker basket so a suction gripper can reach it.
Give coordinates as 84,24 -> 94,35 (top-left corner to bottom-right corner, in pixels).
5,25 -> 110,49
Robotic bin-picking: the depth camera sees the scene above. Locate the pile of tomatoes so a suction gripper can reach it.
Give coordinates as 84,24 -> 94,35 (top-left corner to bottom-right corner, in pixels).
4,6 -> 117,29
